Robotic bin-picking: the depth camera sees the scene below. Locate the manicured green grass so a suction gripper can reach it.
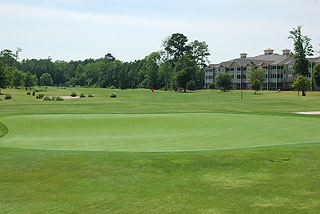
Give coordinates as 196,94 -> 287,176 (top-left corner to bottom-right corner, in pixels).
0,87 -> 320,213
1,113 -> 320,151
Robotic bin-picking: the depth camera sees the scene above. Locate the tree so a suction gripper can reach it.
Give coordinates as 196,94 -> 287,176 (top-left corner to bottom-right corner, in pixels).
25,72 -> 38,87
288,25 -> 314,76
190,40 -> 210,68
40,73 -> 53,86
251,79 -> 262,94
12,69 -> 26,88
146,52 -> 161,89
215,73 -> 233,92
0,49 -> 17,67
174,55 -> 199,92
248,67 -> 266,83
163,33 -> 190,62
0,61 -> 6,94
313,63 -> 320,88
186,80 -> 196,91
292,76 -> 311,96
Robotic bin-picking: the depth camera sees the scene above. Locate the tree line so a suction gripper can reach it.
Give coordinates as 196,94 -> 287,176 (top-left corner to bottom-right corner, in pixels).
0,33 -> 210,93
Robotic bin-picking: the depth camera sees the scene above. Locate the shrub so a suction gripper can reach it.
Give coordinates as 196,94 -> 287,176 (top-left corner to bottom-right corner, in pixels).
55,96 -> 64,101
110,92 -> 117,98
186,80 -> 196,91
32,91 -> 36,96
36,94 -> 44,99
4,94 -> 12,100
27,92 -> 31,95
209,82 -> 215,90
88,94 -> 94,97
43,96 -> 51,101
71,92 -> 77,97
109,85 -> 116,89
0,98 -> 3,101
80,93 -> 85,98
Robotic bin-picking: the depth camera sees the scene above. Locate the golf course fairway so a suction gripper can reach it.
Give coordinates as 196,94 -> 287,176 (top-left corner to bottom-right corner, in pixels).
1,113 -> 319,152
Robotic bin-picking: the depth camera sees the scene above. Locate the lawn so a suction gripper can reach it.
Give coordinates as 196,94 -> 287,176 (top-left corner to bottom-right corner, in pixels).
0,87 -> 320,213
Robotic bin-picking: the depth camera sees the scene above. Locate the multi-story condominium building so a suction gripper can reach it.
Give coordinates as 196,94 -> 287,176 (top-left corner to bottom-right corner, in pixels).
205,48 -> 320,90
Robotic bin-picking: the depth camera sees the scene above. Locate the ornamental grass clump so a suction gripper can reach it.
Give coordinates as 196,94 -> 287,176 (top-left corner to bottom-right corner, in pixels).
88,94 -> 94,98
43,96 -> 51,101
110,93 -> 117,98
80,93 -> 85,98
55,96 -> 64,101
36,94 -> 44,99
71,92 -> 77,97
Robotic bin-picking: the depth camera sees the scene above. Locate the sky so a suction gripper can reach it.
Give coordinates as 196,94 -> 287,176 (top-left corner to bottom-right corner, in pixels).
0,0 -> 319,64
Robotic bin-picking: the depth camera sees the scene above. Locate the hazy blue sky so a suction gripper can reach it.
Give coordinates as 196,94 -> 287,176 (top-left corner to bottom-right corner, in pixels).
1,0 -> 319,63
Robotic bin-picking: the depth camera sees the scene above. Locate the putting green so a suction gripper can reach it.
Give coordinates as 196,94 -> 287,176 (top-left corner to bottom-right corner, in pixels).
0,113 -> 319,152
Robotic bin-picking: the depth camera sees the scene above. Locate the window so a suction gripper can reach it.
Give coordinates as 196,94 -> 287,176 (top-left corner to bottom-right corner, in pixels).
237,67 -> 241,71
230,68 -> 234,71
237,75 -> 241,79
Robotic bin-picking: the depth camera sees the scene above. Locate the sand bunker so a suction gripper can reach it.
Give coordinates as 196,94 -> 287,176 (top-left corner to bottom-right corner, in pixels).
61,96 -> 80,100
295,111 -> 320,115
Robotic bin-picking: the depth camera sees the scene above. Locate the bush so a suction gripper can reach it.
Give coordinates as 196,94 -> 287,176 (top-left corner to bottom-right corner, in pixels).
109,85 -> 116,89
186,80 -> 196,91
71,92 -> 77,97
27,91 -> 31,95
80,93 -> 85,98
209,82 -> 215,90
88,94 -> 94,97
36,94 -> 44,99
0,98 -> 3,101
32,91 -> 36,96
55,96 -> 64,101
4,94 -> 12,100
43,96 -> 51,101
110,92 -> 117,98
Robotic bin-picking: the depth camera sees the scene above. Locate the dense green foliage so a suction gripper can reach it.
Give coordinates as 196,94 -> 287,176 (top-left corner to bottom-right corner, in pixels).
215,73 -> 233,92
208,82 -> 215,89
288,25 -> 313,77
248,67 -> 266,83
313,63 -> 320,88
0,34 -> 209,92
251,79 -> 262,93
292,76 -> 311,96
186,80 -> 196,91
40,73 -> 53,86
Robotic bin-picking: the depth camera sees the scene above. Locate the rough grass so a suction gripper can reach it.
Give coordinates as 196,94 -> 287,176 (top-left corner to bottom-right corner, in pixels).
0,87 -> 320,213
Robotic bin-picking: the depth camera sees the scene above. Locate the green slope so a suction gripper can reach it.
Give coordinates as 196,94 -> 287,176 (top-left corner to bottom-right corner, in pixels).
1,113 -> 319,151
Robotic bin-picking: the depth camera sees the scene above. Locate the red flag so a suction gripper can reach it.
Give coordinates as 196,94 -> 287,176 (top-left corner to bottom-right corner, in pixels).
151,86 -> 154,93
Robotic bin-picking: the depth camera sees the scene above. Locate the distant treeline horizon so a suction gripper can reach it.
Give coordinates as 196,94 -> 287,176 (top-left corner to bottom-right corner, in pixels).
0,33 -> 211,92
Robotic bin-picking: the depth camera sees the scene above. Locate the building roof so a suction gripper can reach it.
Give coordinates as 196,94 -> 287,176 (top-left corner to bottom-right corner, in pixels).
309,56 -> 320,63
